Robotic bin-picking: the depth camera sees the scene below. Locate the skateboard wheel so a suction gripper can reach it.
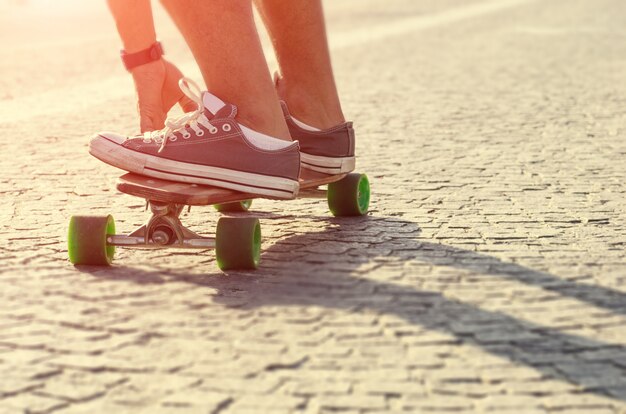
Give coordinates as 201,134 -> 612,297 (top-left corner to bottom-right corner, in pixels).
214,199 -> 253,213
327,173 -> 370,216
215,217 -> 261,270
67,215 -> 116,266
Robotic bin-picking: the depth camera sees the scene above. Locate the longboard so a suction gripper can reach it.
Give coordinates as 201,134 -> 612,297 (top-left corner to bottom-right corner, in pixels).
68,169 -> 369,271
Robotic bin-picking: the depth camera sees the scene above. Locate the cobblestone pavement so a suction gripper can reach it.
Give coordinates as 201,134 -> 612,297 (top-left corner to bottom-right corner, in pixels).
1,0 -> 626,412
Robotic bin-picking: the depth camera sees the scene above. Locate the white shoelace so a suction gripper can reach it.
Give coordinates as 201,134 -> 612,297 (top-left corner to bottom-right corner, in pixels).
143,77 -> 218,153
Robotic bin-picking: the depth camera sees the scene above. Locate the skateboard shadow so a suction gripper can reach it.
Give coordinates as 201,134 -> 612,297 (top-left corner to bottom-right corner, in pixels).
82,215 -> 626,401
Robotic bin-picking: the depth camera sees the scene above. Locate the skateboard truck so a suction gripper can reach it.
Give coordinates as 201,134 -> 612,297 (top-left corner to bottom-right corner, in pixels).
68,200 -> 261,270
106,201 -> 215,249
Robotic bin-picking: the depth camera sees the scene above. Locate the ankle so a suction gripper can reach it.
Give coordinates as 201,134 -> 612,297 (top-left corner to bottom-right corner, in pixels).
279,83 -> 346,130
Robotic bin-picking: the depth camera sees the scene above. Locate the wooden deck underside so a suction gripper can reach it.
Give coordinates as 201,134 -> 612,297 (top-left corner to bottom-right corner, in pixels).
116,170 -> 347,206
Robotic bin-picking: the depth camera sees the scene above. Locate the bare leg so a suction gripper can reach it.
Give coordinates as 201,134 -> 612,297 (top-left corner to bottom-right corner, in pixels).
254,0 -> 346,129
159,0 -> 290,140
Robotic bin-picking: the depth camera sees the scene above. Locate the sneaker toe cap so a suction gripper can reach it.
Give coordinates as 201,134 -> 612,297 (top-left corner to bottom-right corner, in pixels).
94,131 -> 126,145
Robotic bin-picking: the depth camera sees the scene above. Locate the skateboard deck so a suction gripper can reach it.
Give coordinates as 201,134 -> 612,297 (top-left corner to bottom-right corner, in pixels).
116,169 -> 348,206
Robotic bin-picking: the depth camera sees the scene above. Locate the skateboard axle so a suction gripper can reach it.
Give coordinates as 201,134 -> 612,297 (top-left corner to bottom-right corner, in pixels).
106,234 -> 215,249
105,200 -> 216,249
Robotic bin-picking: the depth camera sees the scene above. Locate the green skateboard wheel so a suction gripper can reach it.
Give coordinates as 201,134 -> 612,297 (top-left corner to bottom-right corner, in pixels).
214,199 -> 253,212
327,173 -> 370,216
67,215 -> 116,265
215,217 -> 261,270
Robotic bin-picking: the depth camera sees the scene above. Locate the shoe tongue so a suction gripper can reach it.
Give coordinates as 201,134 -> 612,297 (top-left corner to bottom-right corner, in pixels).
201,91 -> 226,117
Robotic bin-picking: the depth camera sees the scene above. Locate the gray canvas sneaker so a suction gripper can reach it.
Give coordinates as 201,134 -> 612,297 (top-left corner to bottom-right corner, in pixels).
274,73 -> 355,175
281,101 -> 355,174
89,78 -> 300,199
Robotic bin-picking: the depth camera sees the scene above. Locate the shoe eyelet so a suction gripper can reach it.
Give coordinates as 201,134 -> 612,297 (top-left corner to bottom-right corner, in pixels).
222,124 -> 231,132
197,130 -> 205,137
182,132 -> 191,139
210,127 -> 218,134
169,135 -> 177,142
143,139 -> 152,144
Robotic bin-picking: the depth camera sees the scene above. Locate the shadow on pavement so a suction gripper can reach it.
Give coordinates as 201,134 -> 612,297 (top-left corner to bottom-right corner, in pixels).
83,214 -> 626,401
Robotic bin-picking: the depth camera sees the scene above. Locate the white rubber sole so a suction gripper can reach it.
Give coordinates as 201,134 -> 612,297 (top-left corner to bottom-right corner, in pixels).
90,136 -> 299,199
300,152 -> 356,174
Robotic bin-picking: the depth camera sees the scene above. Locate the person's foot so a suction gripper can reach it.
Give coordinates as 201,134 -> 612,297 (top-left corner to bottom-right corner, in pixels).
274,74 -> 355,175
280,101 -> 355,174
89,78 -> 301,199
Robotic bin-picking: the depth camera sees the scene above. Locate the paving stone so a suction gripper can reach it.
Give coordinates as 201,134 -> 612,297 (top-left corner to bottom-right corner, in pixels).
316,394 -> 388,411
227,394 -> 308,411
158,390 -> 233,411
401,394 -> 476,412
1,393 -> 69,413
